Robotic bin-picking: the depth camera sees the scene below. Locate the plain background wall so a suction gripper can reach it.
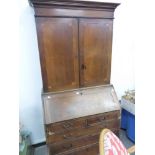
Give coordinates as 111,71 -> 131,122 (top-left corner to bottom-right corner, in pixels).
19,0 -> 45,144
18,0 -> 135,144
111,0 -> 135,98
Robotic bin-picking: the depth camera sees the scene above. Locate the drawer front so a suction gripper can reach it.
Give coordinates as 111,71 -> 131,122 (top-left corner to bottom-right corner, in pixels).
61,143 -> 99,155
49,143 -> 99,155
49,134 -> 99,155
46,118 -> 86,134
86,111 -> 120,127
46,119 -> 120,144
49,129 -> 119,155
46,111 -> 120,134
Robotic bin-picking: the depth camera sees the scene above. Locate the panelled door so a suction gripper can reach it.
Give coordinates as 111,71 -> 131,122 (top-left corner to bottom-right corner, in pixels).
79,19 -> 113,87
36,18 -> 113,92
36,18 -> 79,92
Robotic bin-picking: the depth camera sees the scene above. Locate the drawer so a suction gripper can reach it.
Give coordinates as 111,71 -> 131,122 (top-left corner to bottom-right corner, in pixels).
61,143 -> 99,155
69,143 -> 99,155
86,111 -> 120,127
49,134 -> 99,155
56,129 -> 119,155
46,118 -> 86,134
46,111 -> 120,134
46,119 -> 120,144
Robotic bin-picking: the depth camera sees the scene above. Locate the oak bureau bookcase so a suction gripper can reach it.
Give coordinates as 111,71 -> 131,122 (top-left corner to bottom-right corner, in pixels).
30,0 -> 120,154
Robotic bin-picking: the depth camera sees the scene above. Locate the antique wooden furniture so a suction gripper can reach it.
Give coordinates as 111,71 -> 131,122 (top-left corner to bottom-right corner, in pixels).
30,0 -> 120,154
30,0 -> 120,92
43,85 -> 120,155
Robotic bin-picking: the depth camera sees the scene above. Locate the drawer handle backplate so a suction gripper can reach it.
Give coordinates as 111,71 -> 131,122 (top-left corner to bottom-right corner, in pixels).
63,143 -> 73,149
48,131 -> 55,136
85,117 -> 106,127
98,117 -> 105,122
63,122 -> 73,129
63,133 -> 73,139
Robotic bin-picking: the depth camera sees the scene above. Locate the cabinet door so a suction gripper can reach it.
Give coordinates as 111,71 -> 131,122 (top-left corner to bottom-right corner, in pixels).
79,19 -> 113,87
36,18 -> 79,92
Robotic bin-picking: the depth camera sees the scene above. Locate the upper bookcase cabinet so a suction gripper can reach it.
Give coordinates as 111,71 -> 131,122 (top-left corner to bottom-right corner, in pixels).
30,0 -> 120,92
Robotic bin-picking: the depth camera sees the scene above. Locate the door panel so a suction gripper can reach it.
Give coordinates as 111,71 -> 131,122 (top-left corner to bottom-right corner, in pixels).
36,18 -> 79,92
79,19 -> 113,87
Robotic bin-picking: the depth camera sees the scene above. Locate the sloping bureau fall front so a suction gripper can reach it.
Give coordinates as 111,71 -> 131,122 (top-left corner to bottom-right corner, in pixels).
42,85 -> 120,155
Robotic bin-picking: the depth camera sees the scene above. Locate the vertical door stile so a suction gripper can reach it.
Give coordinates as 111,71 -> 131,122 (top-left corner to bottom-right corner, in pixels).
79,18 -> 84,87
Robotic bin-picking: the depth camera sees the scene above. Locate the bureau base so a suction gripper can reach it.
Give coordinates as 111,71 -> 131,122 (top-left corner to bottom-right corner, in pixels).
48,130 -> 119,155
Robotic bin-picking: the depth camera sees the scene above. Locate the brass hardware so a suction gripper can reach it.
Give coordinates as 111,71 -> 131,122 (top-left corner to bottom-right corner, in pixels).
76,92 -> 80,95
63,133 -> 73,139
63,144 -> 73,149
48,131 -> 55,136
47,96 -> 51,99
63,122 -> 73,129
81,64 -> 86,70
76,91 -> 83,95
98,117 -> 105,122
85,119 -> 89,127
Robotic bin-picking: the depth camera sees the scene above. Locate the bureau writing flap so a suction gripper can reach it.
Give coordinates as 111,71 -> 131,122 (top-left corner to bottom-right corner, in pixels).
42,85 -> 120,124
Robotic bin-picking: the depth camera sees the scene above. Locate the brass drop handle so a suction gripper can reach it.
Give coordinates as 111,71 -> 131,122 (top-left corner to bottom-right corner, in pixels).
85,119 -> 89,127
76,91 -> 83,95
63,133 -> 73,139
48,131 -> 55,136
81,64 -> 86,70
98,117 -> 105,122
63,122 -> 73,129
63,124 -> 70,129
63,143 -> 73,149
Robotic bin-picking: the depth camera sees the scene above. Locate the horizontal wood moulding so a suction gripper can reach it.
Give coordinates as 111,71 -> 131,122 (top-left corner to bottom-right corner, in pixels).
30,0 -> 120,10
30,0 -> 120,18
34,8 -> 114,18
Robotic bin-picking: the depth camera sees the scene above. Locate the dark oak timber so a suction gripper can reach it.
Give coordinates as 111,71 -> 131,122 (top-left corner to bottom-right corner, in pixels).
31,0 -> 119,92
42,85 -> 120,155
36,18 -> 79,92
30,0 -> 119,10
30,1 -> 120,154
79,19 -> 113,87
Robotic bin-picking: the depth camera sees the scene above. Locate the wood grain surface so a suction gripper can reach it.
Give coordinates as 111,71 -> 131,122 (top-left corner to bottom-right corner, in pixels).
43,85 -> 120,124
